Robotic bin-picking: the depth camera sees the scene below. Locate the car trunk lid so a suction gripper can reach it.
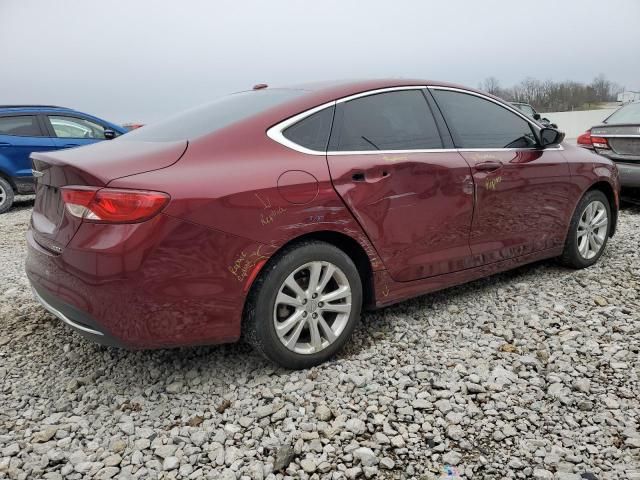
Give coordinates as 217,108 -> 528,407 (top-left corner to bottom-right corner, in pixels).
591,124 -> 640,158
30,139 -> 187,253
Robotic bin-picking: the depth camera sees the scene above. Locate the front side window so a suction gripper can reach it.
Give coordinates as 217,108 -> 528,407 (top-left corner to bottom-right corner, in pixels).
0,115 -> 42,137
49,116 -> 109,139
283,106 -> 334,152
333,90 -> 442,151
433,90 -> 537,149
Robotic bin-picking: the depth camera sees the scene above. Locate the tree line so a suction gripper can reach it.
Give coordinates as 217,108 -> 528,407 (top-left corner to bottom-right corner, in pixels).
479,75 -> 622,112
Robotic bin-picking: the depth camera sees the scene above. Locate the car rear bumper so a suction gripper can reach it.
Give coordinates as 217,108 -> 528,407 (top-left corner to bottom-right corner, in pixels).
615,162 -> 640,187
25,214 -> 267,349
31,284 -> 124,347
13,175 -> 35,194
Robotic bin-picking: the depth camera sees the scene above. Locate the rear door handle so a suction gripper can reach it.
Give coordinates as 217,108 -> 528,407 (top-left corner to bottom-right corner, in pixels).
475,161 -> 503,172
0,142 -> 11,147
62,143 -> 80,148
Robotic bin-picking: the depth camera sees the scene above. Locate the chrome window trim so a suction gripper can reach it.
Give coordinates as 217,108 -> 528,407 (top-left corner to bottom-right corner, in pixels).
266,99 -> 336,156
592,134 -> 640,138
266,84 -> 563,155
427,85 -> 543,132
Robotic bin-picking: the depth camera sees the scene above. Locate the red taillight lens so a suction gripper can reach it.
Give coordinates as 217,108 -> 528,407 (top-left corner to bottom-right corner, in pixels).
61,186 -> 169,223
577,130 -> 592,146
590,136 -> 609,149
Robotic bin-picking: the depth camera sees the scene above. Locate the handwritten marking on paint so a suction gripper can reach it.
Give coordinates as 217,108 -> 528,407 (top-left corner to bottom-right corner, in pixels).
261,207 -> 287,226
255,193 -> 287,226
228,243 -> 276,282
485,176 -> 502,191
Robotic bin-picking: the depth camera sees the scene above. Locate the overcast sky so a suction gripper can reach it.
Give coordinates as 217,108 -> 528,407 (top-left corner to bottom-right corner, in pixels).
1,0 -> 639,123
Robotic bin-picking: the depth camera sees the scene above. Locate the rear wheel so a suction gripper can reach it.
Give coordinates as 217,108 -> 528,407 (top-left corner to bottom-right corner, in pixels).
560,190 -> 611,269
244,241 -> 362,369
0,177 -> 14,214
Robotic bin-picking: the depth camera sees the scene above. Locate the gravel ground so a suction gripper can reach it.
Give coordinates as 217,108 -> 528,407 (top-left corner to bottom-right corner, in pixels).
1,197 -> 639,480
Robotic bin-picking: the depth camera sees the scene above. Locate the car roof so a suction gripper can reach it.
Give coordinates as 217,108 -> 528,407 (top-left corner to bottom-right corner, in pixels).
245,78 -> 505,122
0,105 -> 75,113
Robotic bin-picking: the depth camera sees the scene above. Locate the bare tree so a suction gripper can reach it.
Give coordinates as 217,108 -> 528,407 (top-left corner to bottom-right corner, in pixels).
480,75 -> 623,112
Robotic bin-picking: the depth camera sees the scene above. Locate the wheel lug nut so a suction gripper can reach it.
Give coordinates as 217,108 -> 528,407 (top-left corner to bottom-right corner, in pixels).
303,312 -> 308,317
302,299 -> 307,305
318,302 -> 324,307
312,313 -> 317,319
312,293 -> 317,299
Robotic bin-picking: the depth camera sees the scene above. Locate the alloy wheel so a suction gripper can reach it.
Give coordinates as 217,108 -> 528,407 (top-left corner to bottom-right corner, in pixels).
273,261 -> 352,355
576,200 -> 608,260
0,184 -> 6,206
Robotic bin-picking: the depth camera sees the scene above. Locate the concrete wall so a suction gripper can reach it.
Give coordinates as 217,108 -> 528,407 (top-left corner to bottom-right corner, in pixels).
541,108 -> 617,140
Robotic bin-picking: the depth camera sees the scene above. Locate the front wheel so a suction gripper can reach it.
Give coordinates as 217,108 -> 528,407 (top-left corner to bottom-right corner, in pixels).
244,241 -> 362,369
560,190 -> 611,269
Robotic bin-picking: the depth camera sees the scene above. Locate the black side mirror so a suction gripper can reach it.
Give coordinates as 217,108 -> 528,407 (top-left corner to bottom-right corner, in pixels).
540,127 -> 565,147
533,113 -> 541,120
104,129 -> 116,140
550,123 -> 558,129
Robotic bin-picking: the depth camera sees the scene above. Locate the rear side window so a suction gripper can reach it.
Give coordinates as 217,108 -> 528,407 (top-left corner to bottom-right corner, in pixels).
122,89 -> 305,142
0,115 -> 43,137
282,106 -> 334,152
332,90 -> 442,151
432,90 -> 537,148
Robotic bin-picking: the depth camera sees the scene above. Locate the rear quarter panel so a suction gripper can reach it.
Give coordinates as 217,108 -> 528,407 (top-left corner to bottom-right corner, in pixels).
562,142 -> 620,231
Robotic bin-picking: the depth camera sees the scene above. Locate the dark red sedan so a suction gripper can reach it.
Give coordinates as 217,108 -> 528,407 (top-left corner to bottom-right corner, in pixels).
26,79 -> 620,368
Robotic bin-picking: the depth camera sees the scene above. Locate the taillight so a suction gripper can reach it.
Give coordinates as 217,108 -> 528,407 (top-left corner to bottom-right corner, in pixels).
590,136 -> 610,149
577,130 -> 592,147
61,186 -> 169,223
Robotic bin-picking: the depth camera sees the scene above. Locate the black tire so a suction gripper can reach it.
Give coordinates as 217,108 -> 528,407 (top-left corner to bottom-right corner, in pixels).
244,240 -> 362,369
559,190 -> 611,269
0,177 -> 15,214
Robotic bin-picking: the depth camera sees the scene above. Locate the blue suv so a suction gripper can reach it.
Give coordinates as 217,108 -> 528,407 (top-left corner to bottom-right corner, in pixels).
0,105 -> 126,213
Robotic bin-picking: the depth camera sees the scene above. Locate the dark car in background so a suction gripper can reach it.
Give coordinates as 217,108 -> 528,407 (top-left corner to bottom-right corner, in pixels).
577,102 -> 640,187
0,105 -> 126,213
511,102 -> 557,128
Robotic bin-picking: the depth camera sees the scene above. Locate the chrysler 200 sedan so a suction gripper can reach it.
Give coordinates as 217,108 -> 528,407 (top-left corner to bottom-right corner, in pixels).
26,79 -> 620,368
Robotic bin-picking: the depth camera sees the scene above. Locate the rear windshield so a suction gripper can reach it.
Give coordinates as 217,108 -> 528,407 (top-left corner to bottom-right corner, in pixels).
605,102 -> 640,124
121,89 -> 305,141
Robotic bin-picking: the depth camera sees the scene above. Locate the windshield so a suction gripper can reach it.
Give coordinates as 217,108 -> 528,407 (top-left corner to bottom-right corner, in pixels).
605,102 -> 640,124
122,89 -> 305,141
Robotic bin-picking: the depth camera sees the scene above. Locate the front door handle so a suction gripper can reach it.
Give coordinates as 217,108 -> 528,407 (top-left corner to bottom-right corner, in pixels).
0,142 -> 11,147
352,170 -> 390,183
475,161 -> 503,172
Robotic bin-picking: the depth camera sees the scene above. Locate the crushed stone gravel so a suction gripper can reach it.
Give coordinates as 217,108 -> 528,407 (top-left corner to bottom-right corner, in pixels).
1,197 -> 639,479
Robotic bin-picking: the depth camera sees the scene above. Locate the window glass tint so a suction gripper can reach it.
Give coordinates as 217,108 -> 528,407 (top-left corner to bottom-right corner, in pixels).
0,116 -> 42,136
123,89 -> 305,142
335,90 -> 442,151
433,90 -> 537,148
49,116 -> 109,139
282,106 -> 334,151
605,102 -> 640,124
